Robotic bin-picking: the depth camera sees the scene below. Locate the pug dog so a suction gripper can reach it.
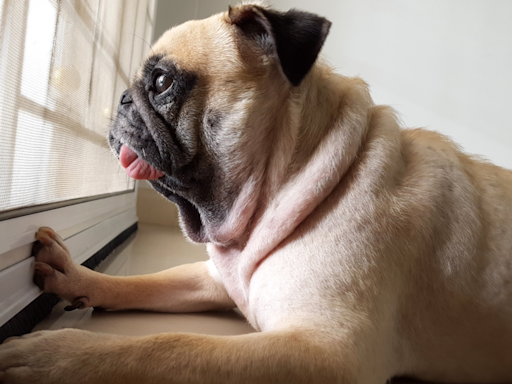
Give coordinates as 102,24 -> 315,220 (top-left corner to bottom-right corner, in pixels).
1,2 -> 512,384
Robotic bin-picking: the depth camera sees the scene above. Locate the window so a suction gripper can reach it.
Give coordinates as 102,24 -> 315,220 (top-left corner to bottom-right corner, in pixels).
0,0 -> 155,328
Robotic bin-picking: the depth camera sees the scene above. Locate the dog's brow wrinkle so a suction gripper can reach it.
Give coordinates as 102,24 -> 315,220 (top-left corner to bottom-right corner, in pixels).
142,53 -> 166,78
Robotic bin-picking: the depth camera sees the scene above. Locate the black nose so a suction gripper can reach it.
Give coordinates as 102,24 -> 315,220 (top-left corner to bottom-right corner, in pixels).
119,89 -> 132,105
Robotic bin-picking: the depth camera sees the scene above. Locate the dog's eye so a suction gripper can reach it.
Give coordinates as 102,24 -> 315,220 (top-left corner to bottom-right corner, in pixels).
155,74 -> 173,94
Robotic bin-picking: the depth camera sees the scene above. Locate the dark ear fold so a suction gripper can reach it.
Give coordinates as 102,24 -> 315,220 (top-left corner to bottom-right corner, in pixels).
228,5 -> 331,86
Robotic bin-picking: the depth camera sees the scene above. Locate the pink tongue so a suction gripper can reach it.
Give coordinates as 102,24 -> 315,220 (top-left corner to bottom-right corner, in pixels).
119,145 -> 165,180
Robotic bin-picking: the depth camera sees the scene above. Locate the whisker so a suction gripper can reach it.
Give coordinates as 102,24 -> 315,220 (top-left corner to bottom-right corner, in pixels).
133,33 -> 155,56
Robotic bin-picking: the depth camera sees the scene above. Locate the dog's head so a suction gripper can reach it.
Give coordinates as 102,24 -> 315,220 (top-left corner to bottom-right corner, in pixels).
109,3 -> 331,244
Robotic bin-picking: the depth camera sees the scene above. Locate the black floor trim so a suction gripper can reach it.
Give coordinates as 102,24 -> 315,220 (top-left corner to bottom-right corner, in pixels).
0,222 -> 138,344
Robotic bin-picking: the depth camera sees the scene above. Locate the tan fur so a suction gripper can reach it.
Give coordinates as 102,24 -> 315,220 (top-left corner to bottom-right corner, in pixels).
1,4 -> 512,383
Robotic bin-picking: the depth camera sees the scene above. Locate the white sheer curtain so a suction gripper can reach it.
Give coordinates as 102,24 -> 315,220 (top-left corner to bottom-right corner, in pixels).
0,0 -> 155,216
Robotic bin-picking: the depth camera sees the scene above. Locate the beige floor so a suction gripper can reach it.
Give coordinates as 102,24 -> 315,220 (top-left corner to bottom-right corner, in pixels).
35,223 -> 254,336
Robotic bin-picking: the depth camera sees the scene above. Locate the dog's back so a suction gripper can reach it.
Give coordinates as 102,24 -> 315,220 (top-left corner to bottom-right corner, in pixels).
390,128 -> 512,381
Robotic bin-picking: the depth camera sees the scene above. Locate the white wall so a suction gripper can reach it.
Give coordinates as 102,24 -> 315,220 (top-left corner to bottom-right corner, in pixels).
153,0 -> 512,170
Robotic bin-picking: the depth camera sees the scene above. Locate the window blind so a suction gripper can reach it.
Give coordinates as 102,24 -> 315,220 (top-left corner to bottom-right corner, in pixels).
0,0 -> 154,216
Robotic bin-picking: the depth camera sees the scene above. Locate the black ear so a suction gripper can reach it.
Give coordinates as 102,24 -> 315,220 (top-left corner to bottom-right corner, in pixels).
228,5 -> 331,86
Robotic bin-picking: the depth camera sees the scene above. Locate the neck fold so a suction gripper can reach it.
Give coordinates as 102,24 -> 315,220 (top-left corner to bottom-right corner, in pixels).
209,72 -> 374,311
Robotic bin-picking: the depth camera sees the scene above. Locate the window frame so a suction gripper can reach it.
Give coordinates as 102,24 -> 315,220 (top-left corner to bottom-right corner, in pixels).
0,188 -> 138,327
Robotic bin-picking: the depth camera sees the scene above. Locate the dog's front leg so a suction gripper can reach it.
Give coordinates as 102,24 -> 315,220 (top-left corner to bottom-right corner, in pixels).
33,227 -> 234,312
0,327 -> 351,384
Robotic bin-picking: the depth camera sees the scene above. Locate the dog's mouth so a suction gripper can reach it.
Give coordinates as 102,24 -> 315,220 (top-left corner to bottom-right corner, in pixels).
117,145 -> 207,242
150,179 -> 207,243
119,145 -> 165,180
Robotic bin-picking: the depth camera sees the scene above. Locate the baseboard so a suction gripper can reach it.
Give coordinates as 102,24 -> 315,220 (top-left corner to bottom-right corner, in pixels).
0,222 -> 138,344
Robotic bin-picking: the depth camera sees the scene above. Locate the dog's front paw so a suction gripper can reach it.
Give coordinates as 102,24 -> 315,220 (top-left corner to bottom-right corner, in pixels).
0,329 -> 127,384
32,227 -> 90,309
33,227 -> 73,275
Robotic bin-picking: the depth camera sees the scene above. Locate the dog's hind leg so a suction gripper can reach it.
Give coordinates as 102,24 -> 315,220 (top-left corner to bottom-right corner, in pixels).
33,227 -> 235,312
